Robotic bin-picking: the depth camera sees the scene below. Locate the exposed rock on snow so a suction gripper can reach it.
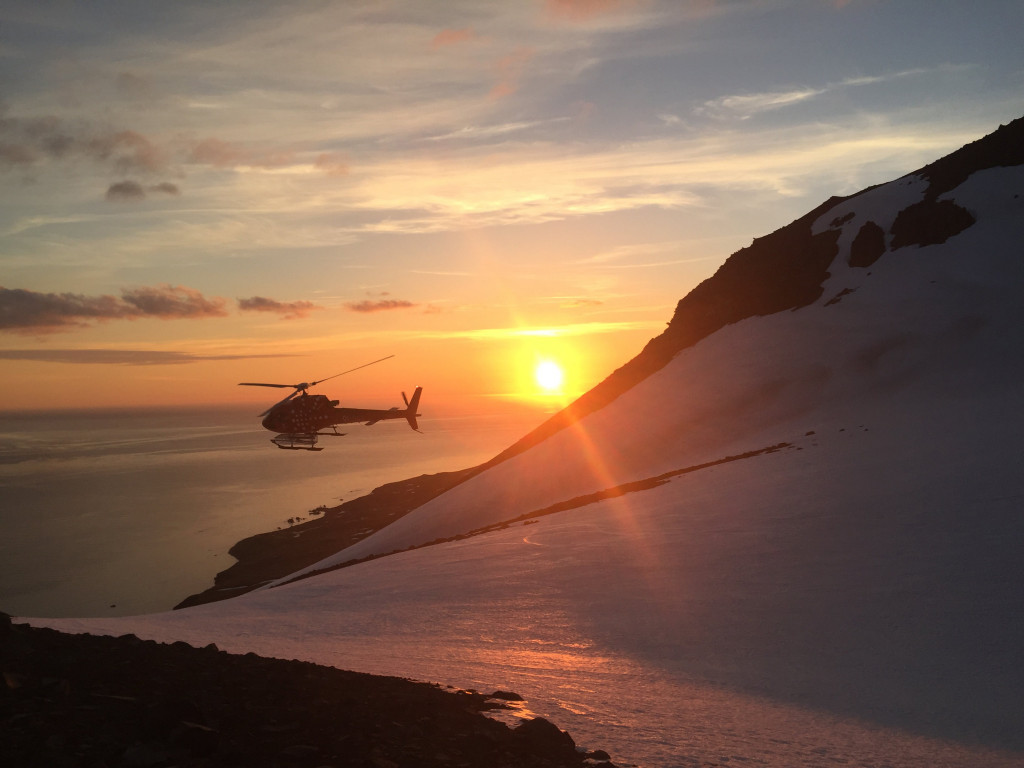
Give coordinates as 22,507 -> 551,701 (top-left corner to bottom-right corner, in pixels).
848,220 -> 886,267
890,198 -> 976,249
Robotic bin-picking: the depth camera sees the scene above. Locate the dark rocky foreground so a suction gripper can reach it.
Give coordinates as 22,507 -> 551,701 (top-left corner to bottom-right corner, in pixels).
2,614 -> 615,768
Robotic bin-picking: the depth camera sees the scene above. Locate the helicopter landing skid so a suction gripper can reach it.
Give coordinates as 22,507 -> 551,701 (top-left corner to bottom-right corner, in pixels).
270,427 -> 347,451
271,433 -> 323,451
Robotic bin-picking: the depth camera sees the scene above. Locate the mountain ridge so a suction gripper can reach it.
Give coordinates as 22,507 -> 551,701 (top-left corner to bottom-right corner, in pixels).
482,115 -> 1024,468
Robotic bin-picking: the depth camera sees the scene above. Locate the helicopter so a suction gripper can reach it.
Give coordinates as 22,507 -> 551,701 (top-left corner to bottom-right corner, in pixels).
239,355 -> 422,451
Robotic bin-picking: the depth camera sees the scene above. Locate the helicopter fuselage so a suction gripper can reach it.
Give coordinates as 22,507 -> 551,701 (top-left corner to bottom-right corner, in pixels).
261,390 -> 421,435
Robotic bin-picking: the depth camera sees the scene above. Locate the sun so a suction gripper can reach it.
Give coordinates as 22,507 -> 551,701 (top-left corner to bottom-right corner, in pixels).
534,360 -> 564,393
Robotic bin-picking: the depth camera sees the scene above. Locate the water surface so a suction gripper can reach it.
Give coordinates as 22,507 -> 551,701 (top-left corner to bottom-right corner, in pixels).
0,401 -> 544,617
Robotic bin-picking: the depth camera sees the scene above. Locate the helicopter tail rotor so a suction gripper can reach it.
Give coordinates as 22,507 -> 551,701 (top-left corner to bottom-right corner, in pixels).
403,386 -> 423,431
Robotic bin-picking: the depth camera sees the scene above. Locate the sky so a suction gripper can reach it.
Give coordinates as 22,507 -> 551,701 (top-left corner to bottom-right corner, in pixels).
2,0 -> 1022,412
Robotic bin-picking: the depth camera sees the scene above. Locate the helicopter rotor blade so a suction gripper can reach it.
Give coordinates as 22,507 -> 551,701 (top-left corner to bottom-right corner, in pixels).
308,355 -> 395,387
241,355 -> 395,417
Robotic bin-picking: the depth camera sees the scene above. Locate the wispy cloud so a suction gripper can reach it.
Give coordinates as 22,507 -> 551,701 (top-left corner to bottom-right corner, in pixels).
342,114 -> 981,234
313,152 -> 349,177
491,47 -> 535,99
187,136 -> 295,170
105,180 -> 181,202
119,285 -> 227,319
431,27 -> 475,48
1,285 -> 330,333
238,296 -> 321,319
602,258 -> 714,269
552,296 -> 605,308
425,119 -> 559,142
410,320 -> 661,341
578,240 -> 702,265
344,299 -> 418,313
0,112 -> 169,174
106,180 -> 147,202
700,68 -> 935,120
410,269 -> 473,277
701,87 -> 825,119
8,113 -> 973,261
0,107 -> 345,196
546,0 -> 636,22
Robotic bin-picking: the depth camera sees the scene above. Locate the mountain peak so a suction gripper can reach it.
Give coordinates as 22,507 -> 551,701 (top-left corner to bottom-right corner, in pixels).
917,114 -> 1024,200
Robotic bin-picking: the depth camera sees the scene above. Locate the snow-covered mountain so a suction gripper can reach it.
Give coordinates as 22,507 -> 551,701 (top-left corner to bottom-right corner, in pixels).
32,118 -> 1024,768
273,116 -> 1024,576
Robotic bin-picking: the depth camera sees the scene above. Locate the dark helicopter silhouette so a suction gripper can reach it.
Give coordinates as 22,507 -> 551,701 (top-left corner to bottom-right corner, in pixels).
239,355 -> 422,451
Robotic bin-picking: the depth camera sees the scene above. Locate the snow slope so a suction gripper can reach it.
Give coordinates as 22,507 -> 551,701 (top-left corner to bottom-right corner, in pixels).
272,161 -> 1023,578
30,124 -> 1024,767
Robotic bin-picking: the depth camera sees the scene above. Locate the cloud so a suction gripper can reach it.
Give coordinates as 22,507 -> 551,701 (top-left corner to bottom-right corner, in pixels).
344,299 -> 418,313
114,71 -> 156,102
188,137 -> 294,169
700,69 -> 934,120
149,182 -> 181,196
104,130 -> 167,174
0,112 -> 169,174
0,142 -> 35,167
0,285 -> 228,333
700,87 -> 825,119
558,297 -> 604,308
238,296 -> 321,319
188,137 -> 247,167
106,180 -> 146,201
0,349 -> 292,365
0,108 -> 308,183
314,152 -> 349,177
409,320 -> 660,341
491,47 -> 535,99
431,27 -> 475,48
425,119 -> 558,143
578,240 -> 689,265
105,180 -> 181,201
410,269 -> 473,277
120,285 -> 228,318
337,111 -> 978,236
1,287 -> 127,332
546,0 -> 634,21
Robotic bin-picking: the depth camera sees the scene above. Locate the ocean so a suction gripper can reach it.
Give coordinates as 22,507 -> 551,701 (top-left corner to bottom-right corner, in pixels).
0,400 -> 547,619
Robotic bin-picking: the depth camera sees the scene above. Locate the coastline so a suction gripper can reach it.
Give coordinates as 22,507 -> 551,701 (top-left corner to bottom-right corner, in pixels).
176,466 -> 481,609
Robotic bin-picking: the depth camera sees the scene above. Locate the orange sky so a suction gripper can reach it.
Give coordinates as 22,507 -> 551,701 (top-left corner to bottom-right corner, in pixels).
2,1 -> 1020,412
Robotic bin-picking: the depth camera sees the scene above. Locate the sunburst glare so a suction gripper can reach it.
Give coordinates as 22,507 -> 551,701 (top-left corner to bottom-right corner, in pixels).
535,360 -> 564,393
